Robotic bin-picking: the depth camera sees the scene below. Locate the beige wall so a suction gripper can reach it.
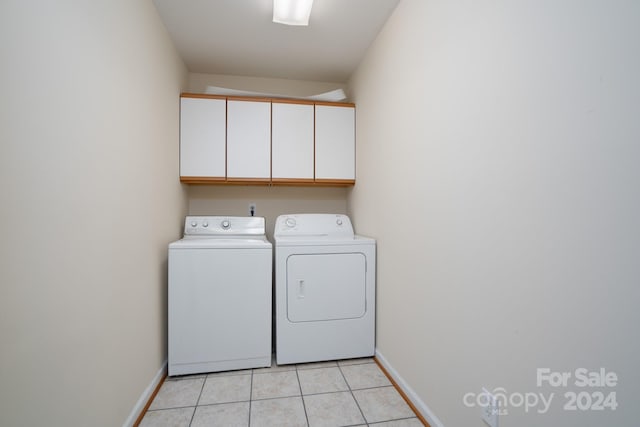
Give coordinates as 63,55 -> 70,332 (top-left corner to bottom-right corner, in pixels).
349,1 -> 640,426
0,1 -> 187,426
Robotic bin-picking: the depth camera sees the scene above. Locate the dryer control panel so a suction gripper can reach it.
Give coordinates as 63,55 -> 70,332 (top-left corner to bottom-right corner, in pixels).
274,214 -> 354,238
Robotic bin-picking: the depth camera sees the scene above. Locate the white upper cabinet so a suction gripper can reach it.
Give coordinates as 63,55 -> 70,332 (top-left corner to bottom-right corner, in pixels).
180,97 -> 226,179
315,104 -> 355,181
227,100 -> 271,180
272,102 -> 314,181
179,94 -> 355,185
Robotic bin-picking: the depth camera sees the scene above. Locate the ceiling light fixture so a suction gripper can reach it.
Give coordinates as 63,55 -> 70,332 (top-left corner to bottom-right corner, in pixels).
273,0 -> 314,26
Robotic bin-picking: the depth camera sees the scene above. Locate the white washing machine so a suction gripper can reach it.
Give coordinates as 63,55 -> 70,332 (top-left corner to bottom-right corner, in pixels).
274,214 -> 376,365
168,216 -> 272,376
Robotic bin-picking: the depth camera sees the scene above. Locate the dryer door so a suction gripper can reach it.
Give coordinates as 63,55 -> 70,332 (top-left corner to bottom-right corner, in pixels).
287,252 -> 366,322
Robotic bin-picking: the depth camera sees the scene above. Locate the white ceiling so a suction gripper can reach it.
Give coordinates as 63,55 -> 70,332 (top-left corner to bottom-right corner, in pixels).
152,0 -> 400,83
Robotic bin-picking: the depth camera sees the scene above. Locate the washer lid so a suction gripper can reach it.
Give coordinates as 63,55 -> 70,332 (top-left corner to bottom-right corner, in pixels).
169,236 -> 272,249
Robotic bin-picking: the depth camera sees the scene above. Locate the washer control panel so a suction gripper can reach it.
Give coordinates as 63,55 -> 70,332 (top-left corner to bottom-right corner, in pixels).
184,216 -> 265,236
274,214 -> 354,238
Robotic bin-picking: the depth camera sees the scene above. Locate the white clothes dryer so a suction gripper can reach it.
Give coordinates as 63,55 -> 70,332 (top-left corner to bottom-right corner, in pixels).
168,216 -> 272,376
274,214 -> 376,365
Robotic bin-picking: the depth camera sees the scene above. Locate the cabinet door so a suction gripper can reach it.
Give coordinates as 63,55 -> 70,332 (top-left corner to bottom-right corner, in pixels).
227,100 -> 271,180
315,105 -> 355,181
180,97 -> 226,178
272,102 -> 314,181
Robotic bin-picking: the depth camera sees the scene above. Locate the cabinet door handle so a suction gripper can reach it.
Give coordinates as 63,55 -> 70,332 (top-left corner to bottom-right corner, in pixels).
298,279 -> 305,299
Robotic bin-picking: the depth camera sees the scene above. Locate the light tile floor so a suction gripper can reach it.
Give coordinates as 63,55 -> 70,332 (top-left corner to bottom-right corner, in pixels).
140,357 -> 424,427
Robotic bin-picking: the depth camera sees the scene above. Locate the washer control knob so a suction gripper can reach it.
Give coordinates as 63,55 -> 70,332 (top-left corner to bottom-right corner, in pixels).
190,221 -> 197,227
336,218 -> 343,226
202,221 -> 209,228
221,220 -> 230,229
285,218 -> 296,228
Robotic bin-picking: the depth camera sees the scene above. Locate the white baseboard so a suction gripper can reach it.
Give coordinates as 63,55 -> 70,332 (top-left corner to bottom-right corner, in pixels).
375,349 -> 445,427
122,359 -> 167,427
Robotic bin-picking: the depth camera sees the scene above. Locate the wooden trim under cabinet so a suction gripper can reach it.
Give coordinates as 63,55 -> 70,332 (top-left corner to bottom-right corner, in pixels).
181,177 -> 271,185
180,176 -> 226,184
225,177 -> 271,185
271,178 -> 316,186
181,177 -> 354,186
312,179 -> 355,187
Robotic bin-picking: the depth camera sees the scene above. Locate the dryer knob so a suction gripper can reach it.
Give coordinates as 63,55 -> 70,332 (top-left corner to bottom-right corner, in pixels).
336,218 -> 343,226
221,220 -> 230,229
285,218 -> 296,228
202,222 -> 209,227
190,221 -> 197,227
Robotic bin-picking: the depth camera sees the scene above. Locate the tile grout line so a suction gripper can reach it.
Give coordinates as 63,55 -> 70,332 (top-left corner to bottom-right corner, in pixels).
188,376 -> 207,426
247,369 -> 253,427
369,415 -> 423,425
248,393 -> 309,402
192,398 -> 251,407
194,376 -> 207,406
337,363 -> 369,425
145,404 -> 197,412
295,367 -> 311,427
277,384 -> 394,399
